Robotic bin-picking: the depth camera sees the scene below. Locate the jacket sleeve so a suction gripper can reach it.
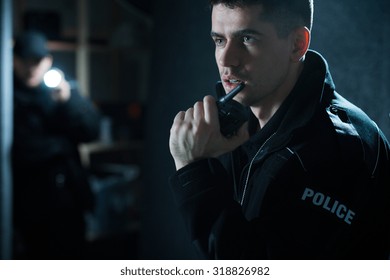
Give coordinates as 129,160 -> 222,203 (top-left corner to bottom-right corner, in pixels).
169,158 -> 267,259
54,88 -> 101,143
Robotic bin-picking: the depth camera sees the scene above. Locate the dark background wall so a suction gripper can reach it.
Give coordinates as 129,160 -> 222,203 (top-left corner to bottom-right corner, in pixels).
141,0 -> 215,259
141,0 -> 390,259
311,1 -> 390,138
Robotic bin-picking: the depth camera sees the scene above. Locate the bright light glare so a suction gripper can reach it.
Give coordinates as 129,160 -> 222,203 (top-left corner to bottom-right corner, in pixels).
43,69 -> 62,88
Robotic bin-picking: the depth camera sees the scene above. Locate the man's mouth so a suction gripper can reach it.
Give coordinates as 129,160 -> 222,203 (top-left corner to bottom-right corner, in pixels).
228,79 -> 242,84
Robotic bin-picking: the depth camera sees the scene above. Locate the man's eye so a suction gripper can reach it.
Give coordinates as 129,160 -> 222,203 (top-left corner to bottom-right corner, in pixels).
243,36 -> 254,43
214,38 -> 225,46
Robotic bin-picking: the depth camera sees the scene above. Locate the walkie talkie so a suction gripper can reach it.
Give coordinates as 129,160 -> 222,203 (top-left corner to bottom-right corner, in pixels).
216,81 -> 250,137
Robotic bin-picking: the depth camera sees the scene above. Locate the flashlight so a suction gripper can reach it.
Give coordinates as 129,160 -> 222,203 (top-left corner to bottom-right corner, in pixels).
43,68 -> 63,88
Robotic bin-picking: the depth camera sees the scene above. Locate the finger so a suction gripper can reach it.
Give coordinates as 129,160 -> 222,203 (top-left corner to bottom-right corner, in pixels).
184,107 -> 194,121
193,101 -> 204,122
171,111 -> 185,134
173,111 -> 185,123
203,95 -> 218,125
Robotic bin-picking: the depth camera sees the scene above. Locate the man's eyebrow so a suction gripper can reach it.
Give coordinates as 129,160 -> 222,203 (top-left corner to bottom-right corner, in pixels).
210,31 -> 222,37
210,29 -> 263,38
233,29 -> 263,37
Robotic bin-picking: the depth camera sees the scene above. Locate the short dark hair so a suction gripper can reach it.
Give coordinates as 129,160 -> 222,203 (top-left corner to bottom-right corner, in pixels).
209,0 -> 314,37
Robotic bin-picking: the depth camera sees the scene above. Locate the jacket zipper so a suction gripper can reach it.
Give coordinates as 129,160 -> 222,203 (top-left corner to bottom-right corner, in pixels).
240,132 -> 276,206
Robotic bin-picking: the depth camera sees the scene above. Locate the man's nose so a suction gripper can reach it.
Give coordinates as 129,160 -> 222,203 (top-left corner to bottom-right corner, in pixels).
217,42 -> 240,68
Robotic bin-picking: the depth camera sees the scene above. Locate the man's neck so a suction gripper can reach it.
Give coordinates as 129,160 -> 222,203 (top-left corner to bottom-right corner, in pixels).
251,62 -> 304,129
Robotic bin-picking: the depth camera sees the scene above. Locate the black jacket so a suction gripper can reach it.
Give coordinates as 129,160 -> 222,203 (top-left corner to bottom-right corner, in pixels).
12,77 -> 101,259
170,50 -> 390,259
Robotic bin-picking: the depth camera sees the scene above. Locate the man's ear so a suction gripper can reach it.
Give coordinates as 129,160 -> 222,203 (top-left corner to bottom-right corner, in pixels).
290,27 -> 310,62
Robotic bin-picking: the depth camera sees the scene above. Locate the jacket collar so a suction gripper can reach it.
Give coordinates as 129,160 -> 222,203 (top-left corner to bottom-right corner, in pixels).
246,50 -> 336,155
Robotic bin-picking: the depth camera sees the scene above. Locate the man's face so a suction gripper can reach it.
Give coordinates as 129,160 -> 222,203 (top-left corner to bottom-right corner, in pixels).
13,55 -> 52,88
211,4 -> 295,107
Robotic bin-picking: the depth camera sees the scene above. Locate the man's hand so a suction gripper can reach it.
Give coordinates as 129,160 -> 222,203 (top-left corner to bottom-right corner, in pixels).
50,79 -> 71,103
169,95 -> 249,170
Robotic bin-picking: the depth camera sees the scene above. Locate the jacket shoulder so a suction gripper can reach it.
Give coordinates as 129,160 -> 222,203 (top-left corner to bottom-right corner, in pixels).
326,92 -> 390,177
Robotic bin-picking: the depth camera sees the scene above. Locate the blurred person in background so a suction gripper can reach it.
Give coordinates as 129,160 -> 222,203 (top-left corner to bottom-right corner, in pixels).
12,30 -> 101,259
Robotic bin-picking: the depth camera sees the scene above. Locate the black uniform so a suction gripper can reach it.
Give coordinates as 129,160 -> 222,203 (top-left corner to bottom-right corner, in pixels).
169,50 -> 390,259
12,77 -> 101,259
